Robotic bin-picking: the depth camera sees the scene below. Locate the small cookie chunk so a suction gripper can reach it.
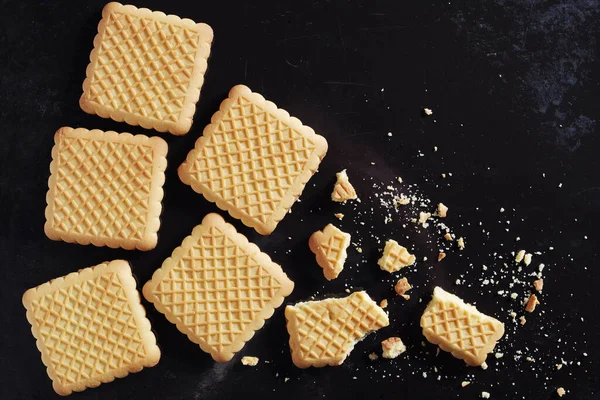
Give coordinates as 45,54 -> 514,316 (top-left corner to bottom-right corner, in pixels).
241,356 -> 259,366
438,252 -> 447,261
515,250 -> 526,263
368,352 -> 379,361
44,127 -> 168,251
418,211 -> 431,227
444,232 -> 454,241
23,260 -> 160,395
424,108 -> 433,115
309,224 -> 351,280
334,213 -> 344,220
523,253 -> 533,266
457,237 -> 465,250
437,203 -> 448,218
380,299 -> 388,308
525,294 -> 540,312
331,169 -> 358,202
381,337 -> 406,359
533,279 -> 544,292
420,287 -> 505,366
285,291 -> 389,368
80,2 -> 214,135
557,387 -> 566,397
143,213 -> 294,362
179,85 -> 328,235
394,278 -> 412,297
378,240 -> 416,273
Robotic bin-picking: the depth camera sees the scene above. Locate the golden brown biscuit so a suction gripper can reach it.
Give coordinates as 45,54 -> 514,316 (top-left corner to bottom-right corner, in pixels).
308,224 -> 351,280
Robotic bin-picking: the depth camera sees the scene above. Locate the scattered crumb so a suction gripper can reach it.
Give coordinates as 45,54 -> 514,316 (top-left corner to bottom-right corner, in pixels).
556,364 -> 563,370
520,316 -> 527,325
495,352 -> 504,359
241,356 -> 259,366
461,381 -> 471,388
524,253 -> 532,266
334,213 -> 344,220
380,299 -> 388,308
401,294 -> 411,300
395,277 -> 412,297
356,247 -> 363,253
557,387 -> 566,397
515,250 -> 525,263
434,146 -> 438,152
533,279 -> 544,292
441,173 -> 447,178
424,108 -> 433,115
397,177 -> 403,183
444,232 -> 453,241
418,211 -> 431,227
438,252 -> 446,262
457,237 -> 465,250
394,195 -> 411,206
381,337 -> 407,359
525,294 -> 540,312
284,377 -> 290,383
481,361 -> 488,370
345,288 -> 351,293
437,203 -> 448,218
510,292 -> 518,299
368,352 -> 379,361
481,392 -> 490,399
455,279 -> 461,285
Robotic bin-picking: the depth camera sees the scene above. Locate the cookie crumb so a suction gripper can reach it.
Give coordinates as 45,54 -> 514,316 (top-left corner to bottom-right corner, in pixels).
395,277 -> 412,297
457,237 -> 465,250
437,203 -> 448,218
481,361 -> 488,370
381,337 -> 407,359
444,233 -> 453,241
519,316 -> 527,325
331,169 -> 357,202
424,108 -> 433,115
525,294 -> 540,312
515,250 -> 525,263
334,213 -> 344,220
397,177 -> 403,183
438,252 -> 446,262
401,294 -> 411,300
481,392 -> 490,399
418,211 -> 431,227
380,299 -> 388,308
461,381 -> 471,387
241,356 -> 259,366
495,352 -> 504,359
523,253 -> 532,266
557,387 -> 566,397
533,279 -> 544,292
368,352 -> 379,361
556,364 -> 563,370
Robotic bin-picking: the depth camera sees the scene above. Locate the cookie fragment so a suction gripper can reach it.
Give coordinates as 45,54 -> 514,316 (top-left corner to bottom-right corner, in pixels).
381,337 -> 407,359
309,224 -> 351,280
331,169 -> 357,202
533,279 -> 544,292
394,278 -> 412,297
241,356 -> 259,366
437,203 -> 448,218
525,294 -> 540,312
378,240 -> 416,273
285,291 -> 389,368
420,287 -> 505,366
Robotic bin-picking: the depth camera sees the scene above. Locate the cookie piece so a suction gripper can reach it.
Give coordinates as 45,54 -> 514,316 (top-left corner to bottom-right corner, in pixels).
378,239 -> 416,273
22,260 -> 160,396
331,169 -> 357,202
80,2 -> 213,135
143,213 -> 294,362
420,287 -> 505,366
381,337 -> 407,359
285,291 -> 389,368
178,85 -> 328,235
44,127 -> 168,251
308,224 -> 351,280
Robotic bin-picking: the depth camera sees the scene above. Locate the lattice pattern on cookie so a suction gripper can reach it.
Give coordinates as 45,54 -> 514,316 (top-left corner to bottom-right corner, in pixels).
45,127 -> 167,250
309,224 -> 350,280
420,287 -> 504,366
285,291 -> 389,368
377,239 -> 416,273
144,213 -> 294,362
331,169 -> 357,202
23,261 -> 160,395
179,85 -> 328,235
81,3 -> 213,134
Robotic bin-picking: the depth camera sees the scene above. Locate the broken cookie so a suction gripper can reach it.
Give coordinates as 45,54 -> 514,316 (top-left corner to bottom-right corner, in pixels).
309,224 -> 351,280
378,239 -> 416,273
331,169 -> 357,202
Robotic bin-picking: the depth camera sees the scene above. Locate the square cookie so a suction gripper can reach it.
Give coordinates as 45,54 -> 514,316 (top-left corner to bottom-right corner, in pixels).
44,127 -> 168,251
22,260 -> 161,396
80,2 -> 213,135
178,85 -> 328,235
143,213 -> 294,362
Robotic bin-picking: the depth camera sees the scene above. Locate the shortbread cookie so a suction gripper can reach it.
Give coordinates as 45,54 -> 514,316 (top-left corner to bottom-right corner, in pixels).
178,85 -> 328,235
143,213 -> 294,362
331,169 -> 357,202
44,127 -> 168,251
80,2 -> 213,135
381,337 -> 406,359
285,291 -> 389,368
378,239 -> 416,272
308,224 -> 350,280
420,287 -> 505,366
22,260 -> 160,396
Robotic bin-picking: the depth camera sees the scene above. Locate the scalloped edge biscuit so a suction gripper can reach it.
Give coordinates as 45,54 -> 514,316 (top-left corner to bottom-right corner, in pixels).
80,2 -> 214,135
22,260 -> 161,396
143,213 -> 294,362
44,127 -> 168,251
178,85 -> 328,235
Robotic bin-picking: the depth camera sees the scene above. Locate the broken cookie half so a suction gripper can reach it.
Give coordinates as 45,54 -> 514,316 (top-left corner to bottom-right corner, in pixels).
420,287 -> 505,366
285,291 -> 389,368
331,169 -> 357,202
309,224 -> 350,280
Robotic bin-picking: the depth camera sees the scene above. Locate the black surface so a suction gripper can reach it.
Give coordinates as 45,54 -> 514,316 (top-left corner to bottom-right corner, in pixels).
1,0 -> 599,399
